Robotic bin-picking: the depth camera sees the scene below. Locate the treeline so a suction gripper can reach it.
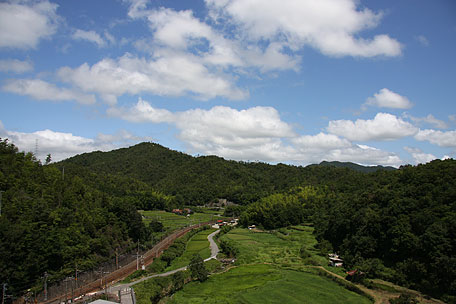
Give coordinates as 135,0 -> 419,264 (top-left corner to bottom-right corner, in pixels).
57,142 -> 381,205
0,139 -> 150,297
239,160 -> 456,302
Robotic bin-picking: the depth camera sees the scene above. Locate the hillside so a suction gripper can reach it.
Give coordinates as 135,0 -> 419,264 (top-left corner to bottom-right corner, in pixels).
316,160 -> 396,173
56,142 -> 379,205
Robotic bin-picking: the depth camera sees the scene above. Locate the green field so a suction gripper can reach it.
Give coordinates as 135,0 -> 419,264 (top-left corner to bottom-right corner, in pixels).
140,210 -> 224,232
166,228 -> 216,271
135,226 -> 373,303
168,264 -> 372,304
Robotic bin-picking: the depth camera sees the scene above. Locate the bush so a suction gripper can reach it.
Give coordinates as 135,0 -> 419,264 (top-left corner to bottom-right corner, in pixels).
299,245 -> 311,258
302,257 -> 320,266
219,238 -> 239,258
147,257 -> 167,273
389,293 -> 419,304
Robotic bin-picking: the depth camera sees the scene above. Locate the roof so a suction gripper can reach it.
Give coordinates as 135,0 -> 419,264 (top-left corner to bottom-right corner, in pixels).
89,300 -> 118,304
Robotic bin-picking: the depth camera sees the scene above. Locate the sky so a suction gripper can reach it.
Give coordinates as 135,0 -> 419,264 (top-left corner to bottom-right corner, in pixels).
0,0 -> 455,167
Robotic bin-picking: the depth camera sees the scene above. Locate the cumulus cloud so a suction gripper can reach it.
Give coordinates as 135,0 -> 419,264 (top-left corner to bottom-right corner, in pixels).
404,147 -> 436,164
57,53 -> 248,104
108,98 -> 403,166
364,88 -> 413,109
327,113 -> 418,141
404,113 -> 448,129
0,121 -> 148,162
135,6 -> 300,72
107,98 -> 174,123
415,129 -> 456,147
0,59 -> 33,73
291,133 -> 401,166
72,29 -> 107,48
117,0 -> 401,101
2,79 -> 96,105
0,1 -> 59,49
205,0 -> 402,57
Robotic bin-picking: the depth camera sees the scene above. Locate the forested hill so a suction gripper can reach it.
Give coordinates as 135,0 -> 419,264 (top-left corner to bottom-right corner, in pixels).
57,142 -> 387,205
0,139 -> 149,298
314,160 -> 396,172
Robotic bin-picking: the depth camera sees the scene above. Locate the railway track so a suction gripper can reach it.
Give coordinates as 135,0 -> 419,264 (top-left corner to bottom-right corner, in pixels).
40,221 -> 217,304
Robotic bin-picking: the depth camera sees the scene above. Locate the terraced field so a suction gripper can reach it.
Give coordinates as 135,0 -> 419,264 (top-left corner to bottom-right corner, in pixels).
168,263 -> 371,303
165,228 -> 216,271
166,227 -> 373,303
140,210 -> 225,232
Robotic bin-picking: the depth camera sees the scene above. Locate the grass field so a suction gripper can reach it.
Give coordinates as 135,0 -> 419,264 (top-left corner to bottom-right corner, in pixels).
167,264 -> 372,304
139,210 -> 225,232
165,228 -> 216,271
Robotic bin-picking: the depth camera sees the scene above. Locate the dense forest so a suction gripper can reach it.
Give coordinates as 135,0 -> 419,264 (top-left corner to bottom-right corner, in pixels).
0,139 -> 150,297
58,142 -> 393,206
1,140 -> 455,302
240,161 -> 456,302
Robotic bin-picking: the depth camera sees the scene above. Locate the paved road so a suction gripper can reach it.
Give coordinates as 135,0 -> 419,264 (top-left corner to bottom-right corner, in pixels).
204,229 -> 220,261
111,228 -> 220,293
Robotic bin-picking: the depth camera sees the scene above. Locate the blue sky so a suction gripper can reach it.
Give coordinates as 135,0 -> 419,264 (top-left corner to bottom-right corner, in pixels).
0,0 -> 455,166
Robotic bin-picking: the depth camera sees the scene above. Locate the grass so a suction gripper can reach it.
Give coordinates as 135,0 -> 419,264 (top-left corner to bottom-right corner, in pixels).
140,210 -> 225,232
168,264 -> 372,304
165,228 -> 215,271
221,226 -> 328,268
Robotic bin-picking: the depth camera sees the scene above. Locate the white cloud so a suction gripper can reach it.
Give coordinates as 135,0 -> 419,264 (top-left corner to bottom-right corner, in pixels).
404,147 -> 436,164
0,1 -> 59,49
115,1 -> 402,101
327,113 -> 418,141
0,120 -> 148,162
57,53 -> 248,103
364,88 -> 413,109
107,98 -> 174,123
108,99 -> 402,166
416,35 -> 429,47
72,29 -> 107,48
205,0 -> 402,57
404,113 -> 448,129
0,59 -> 33,73
291,133 -> 401,166
415,129 -> 456,147
2,79 -> 96,105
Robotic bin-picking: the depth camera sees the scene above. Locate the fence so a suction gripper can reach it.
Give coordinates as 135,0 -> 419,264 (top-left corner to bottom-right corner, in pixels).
38,221 -> 216,304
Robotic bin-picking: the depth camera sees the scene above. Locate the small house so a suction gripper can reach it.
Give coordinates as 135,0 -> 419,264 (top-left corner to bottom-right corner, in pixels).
328,253 -> 343,267
172,209 -> 183,215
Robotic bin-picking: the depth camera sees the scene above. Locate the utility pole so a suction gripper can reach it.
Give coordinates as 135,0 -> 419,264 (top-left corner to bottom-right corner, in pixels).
2,283 -> 7,304
43,272 -> 48,301
136,241 -> 139,271
0,191 -> 4,216
115,248 -> 119,270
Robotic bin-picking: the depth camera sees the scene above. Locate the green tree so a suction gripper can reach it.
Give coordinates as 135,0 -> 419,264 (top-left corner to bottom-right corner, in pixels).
45,153 -> 52,165
189,254 -> 208,282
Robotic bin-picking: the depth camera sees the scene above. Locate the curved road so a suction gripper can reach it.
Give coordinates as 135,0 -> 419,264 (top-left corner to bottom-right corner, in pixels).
111,229 -> 220,292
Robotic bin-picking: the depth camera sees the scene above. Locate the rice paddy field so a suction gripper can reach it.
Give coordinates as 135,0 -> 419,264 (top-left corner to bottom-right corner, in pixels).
162,226 -> 373,303
139,210 -> 226,232
165,228 -> 216,271
167,263 -> 371,304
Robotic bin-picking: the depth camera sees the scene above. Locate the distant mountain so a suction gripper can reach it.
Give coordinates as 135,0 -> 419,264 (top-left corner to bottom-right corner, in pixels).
56,142 -> 375,205
312,160 -> 396,173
